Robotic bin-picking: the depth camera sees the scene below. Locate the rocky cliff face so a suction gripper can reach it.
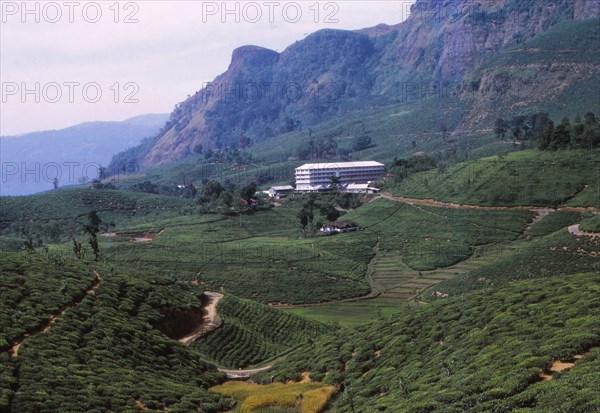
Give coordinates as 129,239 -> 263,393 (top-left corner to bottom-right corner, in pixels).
133,0 -> 600,166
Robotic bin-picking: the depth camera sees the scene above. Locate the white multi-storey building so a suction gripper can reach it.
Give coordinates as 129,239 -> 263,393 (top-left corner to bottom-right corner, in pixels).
295,161 -> 385,192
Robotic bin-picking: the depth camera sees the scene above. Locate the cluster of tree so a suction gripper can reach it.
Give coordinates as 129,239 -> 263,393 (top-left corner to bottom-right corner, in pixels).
202,147 -> 253,165
297,135 -> 338,160
537,112 -> 600,151
91,180 -> 116,190
196,180 -> 261,214
494,112 -> 551,142
335,192 -> 363,210
297,194 -> 345,235
296,132 -> 376,161
391,154 -> 437,182
280,117 -> 302,134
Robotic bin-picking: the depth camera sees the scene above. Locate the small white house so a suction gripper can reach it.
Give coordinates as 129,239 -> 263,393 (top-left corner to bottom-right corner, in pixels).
268,185 -> 295,199
320,221 -> 360,234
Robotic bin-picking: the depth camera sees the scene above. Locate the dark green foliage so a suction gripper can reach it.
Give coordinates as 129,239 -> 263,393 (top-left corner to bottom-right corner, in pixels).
390,154 -> 437,182
538,112 -> 600,150
320,203 -> 341,222
193,295 -> 329,368
0,254 -> 92,350
335,193 -> 362,209
240,182 -> 258,202
297,135 -> 338,160
496,112 -> 550,142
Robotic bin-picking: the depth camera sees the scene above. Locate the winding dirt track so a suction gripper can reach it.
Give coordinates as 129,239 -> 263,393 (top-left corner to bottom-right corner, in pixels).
176,291 -> 272,378
380,192 -> 600,213
178,292 -> 224,346
9,270 -> 102,357
568,224 -> 600,238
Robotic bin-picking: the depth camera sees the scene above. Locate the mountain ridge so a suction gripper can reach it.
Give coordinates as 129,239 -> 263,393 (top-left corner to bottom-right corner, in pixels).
112,0 -> 600,167
1,114 -> 168,196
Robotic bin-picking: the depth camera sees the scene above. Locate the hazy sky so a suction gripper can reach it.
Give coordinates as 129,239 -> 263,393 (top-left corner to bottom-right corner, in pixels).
1,0 -> 416,135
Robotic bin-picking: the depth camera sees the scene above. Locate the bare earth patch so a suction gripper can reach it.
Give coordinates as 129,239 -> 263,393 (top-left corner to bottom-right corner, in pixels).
539,353 -> 587,380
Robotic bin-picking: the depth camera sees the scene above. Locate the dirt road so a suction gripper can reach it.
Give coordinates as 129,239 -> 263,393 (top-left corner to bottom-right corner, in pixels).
178,292 -> 224,346
568,224 -> 600,238
380,193 -> 600,213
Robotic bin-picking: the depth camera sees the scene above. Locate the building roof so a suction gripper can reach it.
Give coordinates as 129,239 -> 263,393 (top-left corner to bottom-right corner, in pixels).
346,183 -> 381,190
296,161 -> 384,170
269,185 -> 294,191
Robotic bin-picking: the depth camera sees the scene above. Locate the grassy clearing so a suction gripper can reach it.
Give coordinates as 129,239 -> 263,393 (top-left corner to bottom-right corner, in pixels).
210,381 -> 335,413
284,299 -> 406,327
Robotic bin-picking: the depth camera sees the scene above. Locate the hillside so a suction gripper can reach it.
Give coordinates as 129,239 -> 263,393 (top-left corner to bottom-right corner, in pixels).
109,0 -> 600,168
257,272 -> 600,412
0,114 -> 168,196
0,253 -> 231,412
389,149 -> 600,207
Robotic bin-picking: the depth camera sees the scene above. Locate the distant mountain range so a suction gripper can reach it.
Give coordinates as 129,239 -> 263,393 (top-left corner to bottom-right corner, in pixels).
111,0 -> 600,168
0,114 -> 168,196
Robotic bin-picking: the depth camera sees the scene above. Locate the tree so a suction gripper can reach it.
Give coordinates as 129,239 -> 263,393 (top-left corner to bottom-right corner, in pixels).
52,178 -> 59,190
182,184 -> 197,199
320,203 -> 341,222
240,182 -> 257,203
537,121 -> 554,150
201,180 -> 224,200
510,116 -> 526,141
551,117 -> 571,150
584,111 -> 598,127
572,115 -> 585,146
494,118 -> 509,140
72,238 -> 84,259
329,175 -> 341,190
22,229 -> 35,254
217,191 -> 233,207
582,112 -> 600,149
297,195 -> 317,229
84,211 -> 102,261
